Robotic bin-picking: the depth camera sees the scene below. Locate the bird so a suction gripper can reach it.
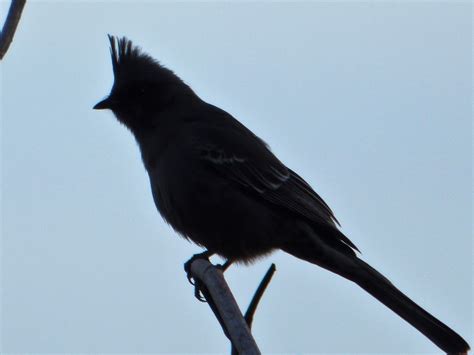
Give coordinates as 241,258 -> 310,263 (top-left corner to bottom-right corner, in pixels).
94,35 -> 470,354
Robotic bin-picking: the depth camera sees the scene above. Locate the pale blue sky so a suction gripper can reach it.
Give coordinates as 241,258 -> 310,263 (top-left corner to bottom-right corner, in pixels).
1,1 -> 472,353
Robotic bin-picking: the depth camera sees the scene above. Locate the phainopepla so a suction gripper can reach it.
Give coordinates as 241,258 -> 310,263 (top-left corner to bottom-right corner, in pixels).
94,36 -> 470,354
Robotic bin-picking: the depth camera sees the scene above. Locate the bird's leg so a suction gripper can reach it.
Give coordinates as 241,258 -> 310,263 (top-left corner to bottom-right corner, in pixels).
217,259 -> 234,272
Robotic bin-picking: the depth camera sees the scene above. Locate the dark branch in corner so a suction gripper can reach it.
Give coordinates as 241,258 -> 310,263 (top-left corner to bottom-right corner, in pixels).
0,0 -> 27,60
187,258 -> 262,355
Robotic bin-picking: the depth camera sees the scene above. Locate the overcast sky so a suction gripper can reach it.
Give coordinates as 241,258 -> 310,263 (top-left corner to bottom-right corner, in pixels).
1,1 -> 472,353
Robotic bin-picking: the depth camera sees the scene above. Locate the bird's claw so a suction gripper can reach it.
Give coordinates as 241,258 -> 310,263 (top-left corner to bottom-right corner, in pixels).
194,279 -> 207,302
184,251 -> 213,302
186,273 -> 195,286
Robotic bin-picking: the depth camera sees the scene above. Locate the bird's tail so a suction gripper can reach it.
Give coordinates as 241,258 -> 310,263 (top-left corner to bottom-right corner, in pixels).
282,238 -> 470,354
350,258 -> 469,354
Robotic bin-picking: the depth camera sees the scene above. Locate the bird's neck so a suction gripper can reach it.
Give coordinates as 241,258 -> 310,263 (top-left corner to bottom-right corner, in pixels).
132,118 -> 173,171
132,92 -> 202,170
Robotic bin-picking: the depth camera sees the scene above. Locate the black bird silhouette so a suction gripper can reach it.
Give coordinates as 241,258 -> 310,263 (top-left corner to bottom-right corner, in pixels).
94,36 -> 470,354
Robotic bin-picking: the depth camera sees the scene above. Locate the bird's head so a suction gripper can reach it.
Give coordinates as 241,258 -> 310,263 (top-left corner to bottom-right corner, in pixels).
94,35 -> 191,130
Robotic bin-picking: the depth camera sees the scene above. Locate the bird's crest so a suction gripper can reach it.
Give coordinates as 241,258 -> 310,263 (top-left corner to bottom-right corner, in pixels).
109,35 -> 141,77
106,35 -> 172,84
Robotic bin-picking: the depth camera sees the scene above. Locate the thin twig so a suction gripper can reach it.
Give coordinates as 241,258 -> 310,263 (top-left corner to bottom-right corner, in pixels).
232,264 -> 277,355
188,258 -> 261,355
0,0 -> 27,60
244,263 -> 276,328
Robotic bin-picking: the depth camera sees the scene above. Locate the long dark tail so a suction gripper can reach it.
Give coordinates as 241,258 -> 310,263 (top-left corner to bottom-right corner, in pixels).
282,236 -> 470,354
351,258 -> 469,354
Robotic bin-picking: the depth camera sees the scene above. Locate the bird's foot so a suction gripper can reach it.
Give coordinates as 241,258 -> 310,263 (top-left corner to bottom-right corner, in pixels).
184,250 -> 213,302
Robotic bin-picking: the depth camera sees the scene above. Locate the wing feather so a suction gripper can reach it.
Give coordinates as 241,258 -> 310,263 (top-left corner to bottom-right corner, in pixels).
189,107 -> 359,254
197,143 -> 351,234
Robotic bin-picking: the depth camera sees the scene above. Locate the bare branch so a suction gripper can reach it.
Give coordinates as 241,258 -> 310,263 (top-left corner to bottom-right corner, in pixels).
244,263 -> 276,328
0,0 -> 27,60
232,263 -> 276,355
188,258 -> 261,355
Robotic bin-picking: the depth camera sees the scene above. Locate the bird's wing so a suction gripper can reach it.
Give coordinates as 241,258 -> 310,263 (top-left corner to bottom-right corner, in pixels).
191,119 -> 359,253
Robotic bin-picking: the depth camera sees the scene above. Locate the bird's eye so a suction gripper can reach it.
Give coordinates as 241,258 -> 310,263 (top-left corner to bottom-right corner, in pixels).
139,87 -> 146,95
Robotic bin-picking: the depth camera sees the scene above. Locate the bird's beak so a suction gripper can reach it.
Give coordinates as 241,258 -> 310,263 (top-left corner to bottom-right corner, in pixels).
93,96 -> 114,110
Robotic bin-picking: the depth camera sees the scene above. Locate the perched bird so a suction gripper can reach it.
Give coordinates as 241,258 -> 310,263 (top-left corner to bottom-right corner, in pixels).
94,35 -> 470,354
